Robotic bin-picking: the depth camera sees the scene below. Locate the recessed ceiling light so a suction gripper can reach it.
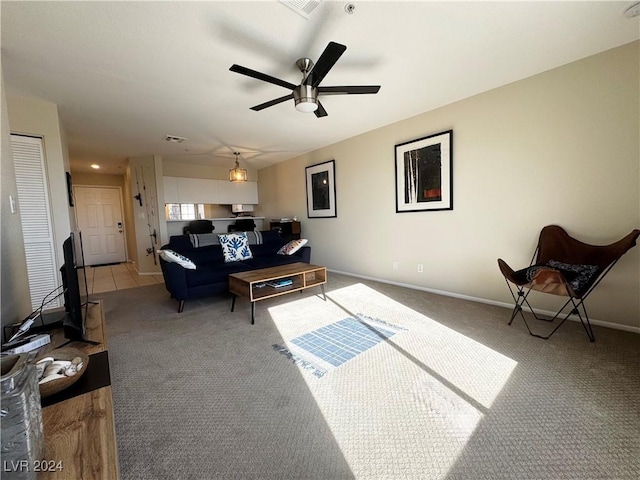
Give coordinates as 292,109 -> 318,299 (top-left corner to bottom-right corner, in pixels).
91,164 -> 100,169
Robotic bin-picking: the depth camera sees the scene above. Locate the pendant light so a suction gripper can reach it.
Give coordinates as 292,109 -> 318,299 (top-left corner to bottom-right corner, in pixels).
229,152 -> 247,182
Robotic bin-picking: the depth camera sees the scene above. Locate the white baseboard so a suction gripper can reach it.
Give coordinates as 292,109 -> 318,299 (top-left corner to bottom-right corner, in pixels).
327,269 -> 640,335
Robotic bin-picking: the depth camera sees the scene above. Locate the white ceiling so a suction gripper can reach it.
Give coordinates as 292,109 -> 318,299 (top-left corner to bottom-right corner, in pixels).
2,1 -> 638,175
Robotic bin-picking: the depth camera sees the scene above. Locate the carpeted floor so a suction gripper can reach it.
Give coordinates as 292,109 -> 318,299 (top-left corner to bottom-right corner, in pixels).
94,273 -> 640,480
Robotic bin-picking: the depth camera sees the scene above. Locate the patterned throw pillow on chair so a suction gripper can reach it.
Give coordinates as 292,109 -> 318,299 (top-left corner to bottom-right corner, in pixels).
218,232 -> 253,262
277,238 -> 308,255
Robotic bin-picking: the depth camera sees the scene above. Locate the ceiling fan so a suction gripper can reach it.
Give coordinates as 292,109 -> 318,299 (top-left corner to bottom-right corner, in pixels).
229,41 -> 380,118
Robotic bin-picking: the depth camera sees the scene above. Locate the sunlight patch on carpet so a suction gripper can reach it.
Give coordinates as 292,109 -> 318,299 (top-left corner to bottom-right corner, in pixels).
273,314 -> 406,378
267,282 -> 518,478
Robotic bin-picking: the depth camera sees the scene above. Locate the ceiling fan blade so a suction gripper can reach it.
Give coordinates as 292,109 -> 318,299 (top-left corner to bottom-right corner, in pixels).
306,42 -> 347,88
250,93 -> 294,111
314,102 -> 328,118
318,85 -> 381,95
230,64 -> 297,91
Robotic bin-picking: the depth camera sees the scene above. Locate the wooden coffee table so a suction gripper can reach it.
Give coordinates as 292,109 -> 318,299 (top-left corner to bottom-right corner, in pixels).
229,262 -> 327,324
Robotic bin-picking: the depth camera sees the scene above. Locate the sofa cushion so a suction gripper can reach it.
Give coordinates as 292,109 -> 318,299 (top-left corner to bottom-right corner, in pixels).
261,230 -> 287,246
241,254 -> 303,270
158,249 -> 196,269
219,232 -> 253,262
186,247 -> 225,266
248,244 -> 280,257
185,262 -> 248,287
168,235 -> 194,252
278,239 -> 308,255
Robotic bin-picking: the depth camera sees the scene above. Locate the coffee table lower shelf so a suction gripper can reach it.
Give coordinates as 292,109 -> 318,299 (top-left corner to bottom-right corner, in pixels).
229,263 -> 327,324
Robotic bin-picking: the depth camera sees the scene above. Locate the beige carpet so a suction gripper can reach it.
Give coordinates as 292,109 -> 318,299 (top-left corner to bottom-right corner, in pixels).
95,273 -> 640,480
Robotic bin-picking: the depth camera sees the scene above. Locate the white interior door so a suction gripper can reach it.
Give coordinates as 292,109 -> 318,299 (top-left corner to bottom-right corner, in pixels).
75,186 -> 126,266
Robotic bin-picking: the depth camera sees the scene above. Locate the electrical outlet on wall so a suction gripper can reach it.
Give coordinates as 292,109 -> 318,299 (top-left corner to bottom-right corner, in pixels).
417,264 -> 424,273
392,261 -> 399,271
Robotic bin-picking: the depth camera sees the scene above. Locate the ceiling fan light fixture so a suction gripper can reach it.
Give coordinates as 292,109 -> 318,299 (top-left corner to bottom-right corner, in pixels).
293,84 -> 318,113
231,41 -> 380,118
229,152 -> 247,182
295,99 -> 318,113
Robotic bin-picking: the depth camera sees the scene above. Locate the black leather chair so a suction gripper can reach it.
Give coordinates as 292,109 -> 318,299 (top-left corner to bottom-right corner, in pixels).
183,220 -> 214,235
227,218 -> 256,233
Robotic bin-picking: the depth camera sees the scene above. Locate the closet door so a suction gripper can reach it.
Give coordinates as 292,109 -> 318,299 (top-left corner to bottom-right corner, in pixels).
11,134 -> 60,310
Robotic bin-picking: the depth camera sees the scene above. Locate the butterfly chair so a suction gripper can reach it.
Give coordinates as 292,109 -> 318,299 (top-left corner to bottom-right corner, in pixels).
498,225 -> 639,342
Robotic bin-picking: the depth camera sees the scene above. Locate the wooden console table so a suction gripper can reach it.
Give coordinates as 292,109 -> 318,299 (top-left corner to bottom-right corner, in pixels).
38,301 -> 119,479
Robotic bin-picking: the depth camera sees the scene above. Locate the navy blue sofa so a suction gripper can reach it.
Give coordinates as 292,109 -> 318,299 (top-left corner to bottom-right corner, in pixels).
159,230 -> 310,312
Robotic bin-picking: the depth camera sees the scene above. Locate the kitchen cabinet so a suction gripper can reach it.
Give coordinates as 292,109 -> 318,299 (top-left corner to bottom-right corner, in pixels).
217,181 -> 258,204
163,177 -> 257,205
163,176 -> 180,203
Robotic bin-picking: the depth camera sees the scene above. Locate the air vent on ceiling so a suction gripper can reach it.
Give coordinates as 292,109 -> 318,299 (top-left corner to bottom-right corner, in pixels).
279,0 -> 322,19
164,135 -> 187,144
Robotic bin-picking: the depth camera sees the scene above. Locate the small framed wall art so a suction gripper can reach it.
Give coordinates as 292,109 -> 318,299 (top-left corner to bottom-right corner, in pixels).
395,129 -> 453,212
305,160 -> 336,218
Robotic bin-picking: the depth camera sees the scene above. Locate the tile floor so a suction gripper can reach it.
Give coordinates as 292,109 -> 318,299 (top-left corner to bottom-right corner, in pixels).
87,262 -> 164,294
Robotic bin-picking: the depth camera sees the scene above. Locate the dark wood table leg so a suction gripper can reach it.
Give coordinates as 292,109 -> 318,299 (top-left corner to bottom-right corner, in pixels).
251,302 -> 255,325
321,284 -> 326,300
231,294 -> 236,312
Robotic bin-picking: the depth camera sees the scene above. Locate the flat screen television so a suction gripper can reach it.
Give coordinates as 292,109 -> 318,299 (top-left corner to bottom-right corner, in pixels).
1,232 -> 92,347
60,231 -> 90,341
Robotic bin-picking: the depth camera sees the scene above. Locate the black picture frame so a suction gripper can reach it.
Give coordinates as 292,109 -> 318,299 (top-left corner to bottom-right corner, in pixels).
395,129 -> 453,212
305,160 -> 336,218
66,172 -> 74,207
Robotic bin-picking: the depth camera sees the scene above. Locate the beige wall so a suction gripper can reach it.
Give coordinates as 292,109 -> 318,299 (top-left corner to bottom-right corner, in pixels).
72,171 -> 124,188
258,41 -> 640,330
1,74 -> 31,338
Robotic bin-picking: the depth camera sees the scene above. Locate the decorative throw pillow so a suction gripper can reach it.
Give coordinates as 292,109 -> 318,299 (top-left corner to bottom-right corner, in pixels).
277,238 -> 308,256
189,233 -> 220,248
158,249 -> 196,270
218,233 -> 253,263
546,260 -> 598,293
244,231 -> 263,245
